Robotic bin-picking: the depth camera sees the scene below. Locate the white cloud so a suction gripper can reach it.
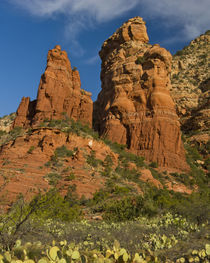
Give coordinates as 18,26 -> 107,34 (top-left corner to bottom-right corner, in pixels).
10,0 -> 139,55
84,55 -> 100,65
11,0 -> 138,21
140,0 -> 210,41
9,0 -> 210,48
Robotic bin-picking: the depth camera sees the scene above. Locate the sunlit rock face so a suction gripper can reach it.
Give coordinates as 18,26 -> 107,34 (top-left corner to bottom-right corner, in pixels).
94,17 -> 189,170
13,45 -> 93,128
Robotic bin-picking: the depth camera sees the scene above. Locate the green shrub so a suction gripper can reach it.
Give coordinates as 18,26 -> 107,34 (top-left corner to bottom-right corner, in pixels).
0,130 -> 7,137
175,50 -> 184,56
172,73 -> 179,80
27,146 -> 35,154
44,172 -> 62,186
204,158 -> 210,171
103,197 -> 140,221
135,56 -> 146,65
86,150 -> 102,167
32,189 -> 82,222
103,154 -> 113,167
55,145 -> 74,158
90,189 -> 110,205
64,172 -> 75,181
149,161 -> 158,168
103,139 -> 127,153
9,126 -> 23,140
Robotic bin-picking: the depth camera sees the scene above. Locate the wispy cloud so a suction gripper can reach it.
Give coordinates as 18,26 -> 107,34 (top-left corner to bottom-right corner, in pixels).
9,0 -> 210,49
10,0 -> 138,21
84,55 -> 100,65
140,0 -> 210,41
9,0 -> 139,55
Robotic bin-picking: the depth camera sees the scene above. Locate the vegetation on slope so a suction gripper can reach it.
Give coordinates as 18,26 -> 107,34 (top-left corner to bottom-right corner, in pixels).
0,118 -> 209,262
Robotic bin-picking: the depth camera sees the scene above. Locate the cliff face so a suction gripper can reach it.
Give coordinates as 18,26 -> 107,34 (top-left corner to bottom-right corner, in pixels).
94,17 -> 189,170
171,31 -> 210,132
13,45 -> 93,128
0,113 -> 16,132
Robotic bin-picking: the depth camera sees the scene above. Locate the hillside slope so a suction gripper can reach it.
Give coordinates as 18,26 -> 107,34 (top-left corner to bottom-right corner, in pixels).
171,30 -> 210,133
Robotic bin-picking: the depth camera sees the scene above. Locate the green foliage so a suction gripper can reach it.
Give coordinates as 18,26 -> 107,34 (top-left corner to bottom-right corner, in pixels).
27,146 -> 35,154
86,150 -> 102,167
172,73 -> 179,80
44,172 -> 62,186
32,189 -> 82,222
64,172 -> 75,181
55,145 -> 74,158
9,126 -> 23,140
175,50 -> 184,56
135,56 -> 146,65
66,119 -> 99,140
103,196 -> 142,221
103,139 -> 145,168
115,166 -> 140,182
104,155 -> 113,167
39,118 -> 99,140
0,126 -> 24,146
149,162 -> 158,168
184,142 -> 208,188
0,130 -> 7,137
103,139 -> 126,152
204,157 -> 210,171
1,238 -> 209,263
0,205 -> 209,262
89,189 -> 110,206
170,172 -> 195,186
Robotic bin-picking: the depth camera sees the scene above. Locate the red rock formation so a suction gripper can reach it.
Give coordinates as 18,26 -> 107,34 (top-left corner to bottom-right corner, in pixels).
94,17 -> 189,171
0,128 -> 114,210
14,45 -> 93,128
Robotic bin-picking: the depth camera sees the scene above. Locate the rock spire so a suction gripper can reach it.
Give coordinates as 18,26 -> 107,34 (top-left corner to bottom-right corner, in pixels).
13,45 -> 93,128
94,17 -> 189,170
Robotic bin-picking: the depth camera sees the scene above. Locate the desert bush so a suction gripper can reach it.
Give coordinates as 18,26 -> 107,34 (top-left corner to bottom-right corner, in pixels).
55,145 -> 74,158
86,150 -> 103,167
27,146 -> 35,154
135,56 -> 146,65
174,50 -> 184,56
0,130 -> 7,137
44,172 -> 62,186
150,161 -> 158,168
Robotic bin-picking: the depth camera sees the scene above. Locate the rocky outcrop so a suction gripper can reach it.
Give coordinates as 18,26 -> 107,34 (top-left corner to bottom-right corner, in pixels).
13,45 -> 93,128
0,113 -> 16,132
171,31 -> 210,132
94,17 -> 189,170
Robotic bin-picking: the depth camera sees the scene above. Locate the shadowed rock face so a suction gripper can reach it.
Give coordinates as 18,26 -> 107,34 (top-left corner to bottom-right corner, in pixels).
13,45 -> 93,128
94,17 -> 189,170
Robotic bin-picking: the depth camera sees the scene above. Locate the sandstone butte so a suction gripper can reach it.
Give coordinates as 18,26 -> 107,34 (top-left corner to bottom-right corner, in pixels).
13,45 -> 93,128
94,17 -> 189,171
11,17 -> 189,171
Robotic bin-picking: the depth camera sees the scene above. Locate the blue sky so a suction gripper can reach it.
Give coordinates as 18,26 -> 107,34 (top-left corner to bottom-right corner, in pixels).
0,0 -> 210,117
